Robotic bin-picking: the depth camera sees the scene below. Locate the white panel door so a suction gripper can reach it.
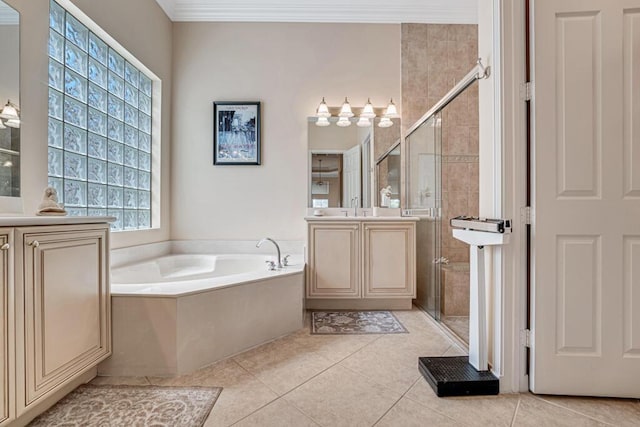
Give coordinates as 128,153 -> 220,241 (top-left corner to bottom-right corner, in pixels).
342,144 -> 361,207
531,0 -> 640,397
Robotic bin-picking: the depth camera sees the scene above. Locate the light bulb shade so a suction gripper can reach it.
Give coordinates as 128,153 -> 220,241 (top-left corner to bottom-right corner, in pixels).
0,103 -> 18,120
356,117 -> 371,127
336,116 -> 351,127
378,117 -> 393,128
315,117 -> 330,127
338,98 -> 354,118
4,119 -> 19,128
316,97 -> 331,118
384,99 -> 399,118
361,98 -> 376,119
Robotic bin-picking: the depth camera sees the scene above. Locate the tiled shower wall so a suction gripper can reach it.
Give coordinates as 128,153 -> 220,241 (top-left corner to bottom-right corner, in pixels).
401,23 -> 479,264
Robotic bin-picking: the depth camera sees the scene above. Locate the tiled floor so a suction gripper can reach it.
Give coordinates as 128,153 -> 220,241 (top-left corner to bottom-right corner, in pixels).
93,307 -> 640,426
441,315 -> 469,344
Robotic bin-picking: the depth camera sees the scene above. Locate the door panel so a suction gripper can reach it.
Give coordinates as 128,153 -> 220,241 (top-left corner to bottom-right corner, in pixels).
19,228 -> 110,410
307,223 -> 360,298
363,222 -> 416,298
532,0 -> 640,397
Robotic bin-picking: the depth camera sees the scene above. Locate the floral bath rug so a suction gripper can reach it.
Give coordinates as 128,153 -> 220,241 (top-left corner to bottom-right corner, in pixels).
29,384 -> 222,427
311,311 -> 408,335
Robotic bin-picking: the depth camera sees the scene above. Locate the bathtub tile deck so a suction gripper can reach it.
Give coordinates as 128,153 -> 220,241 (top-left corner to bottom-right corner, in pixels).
94,307 -> 640,426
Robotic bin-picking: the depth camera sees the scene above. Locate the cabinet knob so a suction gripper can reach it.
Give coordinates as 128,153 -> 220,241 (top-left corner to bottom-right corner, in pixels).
0,243 -> 9,250
29,240 -> 40,248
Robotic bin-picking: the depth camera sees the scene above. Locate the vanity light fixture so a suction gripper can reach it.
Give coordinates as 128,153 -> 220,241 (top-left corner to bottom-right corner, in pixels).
336,116 -> 351,127
4,119 -> 20,128
378,117 -> 393,128
338,97 -> 354,118
361,98 -> 376,119
384,98 -> 399,118
0,99 -> 19,120
0,99 -> 20,129
316,97 -> 331,118
356,117 -> 371,127
315,116 -> 330,127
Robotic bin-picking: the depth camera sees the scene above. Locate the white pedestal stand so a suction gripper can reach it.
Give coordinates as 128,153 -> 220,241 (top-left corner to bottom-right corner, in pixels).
452,229 -> 510,371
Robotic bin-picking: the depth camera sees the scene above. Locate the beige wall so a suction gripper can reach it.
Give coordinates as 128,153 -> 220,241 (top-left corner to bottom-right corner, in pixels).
171,22 -> 401,241
5,0 -> 172,249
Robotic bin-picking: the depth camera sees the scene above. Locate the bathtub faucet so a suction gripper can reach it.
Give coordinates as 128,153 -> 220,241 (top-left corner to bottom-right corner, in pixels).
256,237 -> 283,269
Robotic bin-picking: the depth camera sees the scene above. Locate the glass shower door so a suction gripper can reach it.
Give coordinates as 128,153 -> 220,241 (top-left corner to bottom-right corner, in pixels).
405,113 -> 442,320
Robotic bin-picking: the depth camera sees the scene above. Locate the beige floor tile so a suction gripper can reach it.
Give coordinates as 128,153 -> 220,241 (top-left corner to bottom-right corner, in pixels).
513,394 -> 608,426
405,378 -> 519,426
233,397 -> 319,427
90,375 -> 151,386
375,396 -> 462,427
339,330 -> 452,394
285,364 -> 402,427
233,334 -> 335,395
537,394 -> 640,427
149,359 -> 278,427
291,332 -> 380,364
442,344 -> 467,356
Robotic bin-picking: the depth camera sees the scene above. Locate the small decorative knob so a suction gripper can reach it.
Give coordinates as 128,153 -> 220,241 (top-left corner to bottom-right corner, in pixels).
283,255 -> 291,266
0,243 -> 9,250
29,240 -> 40,248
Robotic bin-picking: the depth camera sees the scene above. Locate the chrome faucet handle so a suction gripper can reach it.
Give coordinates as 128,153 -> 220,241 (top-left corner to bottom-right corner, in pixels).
282,255 -> 291,266
340,210 -> 349,217
265,260 -> 276,271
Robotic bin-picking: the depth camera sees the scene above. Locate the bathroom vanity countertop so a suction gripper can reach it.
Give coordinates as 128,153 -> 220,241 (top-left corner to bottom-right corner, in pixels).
0,216 -> 116,226
304,216 -> 419,222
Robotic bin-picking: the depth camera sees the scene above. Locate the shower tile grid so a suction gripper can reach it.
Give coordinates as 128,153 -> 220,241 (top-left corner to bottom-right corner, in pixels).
94,306 -> 640,426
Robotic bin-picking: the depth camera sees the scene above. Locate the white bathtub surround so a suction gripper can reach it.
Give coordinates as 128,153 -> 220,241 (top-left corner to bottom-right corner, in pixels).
110,240 -> 172,268
101,250 -> 305,377
111,254 -> 305,297
110,239 -> 305,268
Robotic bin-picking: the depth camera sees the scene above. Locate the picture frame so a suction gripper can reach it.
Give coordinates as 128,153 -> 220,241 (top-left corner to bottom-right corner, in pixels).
213,101 -> 261,165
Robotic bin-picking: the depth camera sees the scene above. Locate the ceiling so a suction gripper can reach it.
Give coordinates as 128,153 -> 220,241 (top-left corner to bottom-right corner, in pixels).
154,0 -> 478,24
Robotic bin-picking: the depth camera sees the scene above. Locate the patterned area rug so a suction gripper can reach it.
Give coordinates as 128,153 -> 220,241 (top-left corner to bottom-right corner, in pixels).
29,384 -> 222,427
311,311 -> 408,334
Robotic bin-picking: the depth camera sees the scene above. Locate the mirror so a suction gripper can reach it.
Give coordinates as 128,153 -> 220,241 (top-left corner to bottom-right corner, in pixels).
376,141 -> 401,208
308,117 -> 372,208
0,1 -> 19,198
308,117 -> 400,208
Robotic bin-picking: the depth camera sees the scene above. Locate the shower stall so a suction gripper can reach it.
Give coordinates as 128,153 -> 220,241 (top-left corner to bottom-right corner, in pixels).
404,60 -> 487,343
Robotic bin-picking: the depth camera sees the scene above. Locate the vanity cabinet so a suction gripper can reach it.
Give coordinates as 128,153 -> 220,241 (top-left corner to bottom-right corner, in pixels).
306,219 -> 416,308
0,219 -> 111,426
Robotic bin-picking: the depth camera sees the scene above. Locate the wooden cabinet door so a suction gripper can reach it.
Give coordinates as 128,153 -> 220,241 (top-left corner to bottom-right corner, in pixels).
363,222 -> 416,298
15,225 -> 110,412
0,231 -> 13,426
308,222 -> 361,298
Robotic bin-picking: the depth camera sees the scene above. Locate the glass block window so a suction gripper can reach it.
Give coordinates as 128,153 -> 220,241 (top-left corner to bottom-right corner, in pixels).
48,0 -> 153,231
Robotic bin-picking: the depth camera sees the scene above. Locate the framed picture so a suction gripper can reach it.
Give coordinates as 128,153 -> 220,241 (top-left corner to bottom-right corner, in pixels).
213,101 -> 261,165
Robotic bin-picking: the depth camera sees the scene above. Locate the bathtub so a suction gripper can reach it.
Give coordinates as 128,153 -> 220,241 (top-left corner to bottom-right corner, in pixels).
111,254 -> 303,296
100,250 -> 305,377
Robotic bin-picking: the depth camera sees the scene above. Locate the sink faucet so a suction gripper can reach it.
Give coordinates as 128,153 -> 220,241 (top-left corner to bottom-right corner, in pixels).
351,196 -> 359,217
256,237 -> 282,269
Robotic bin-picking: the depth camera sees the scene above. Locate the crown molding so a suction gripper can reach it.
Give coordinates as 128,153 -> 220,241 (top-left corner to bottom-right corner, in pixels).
155,0 -> 478,24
